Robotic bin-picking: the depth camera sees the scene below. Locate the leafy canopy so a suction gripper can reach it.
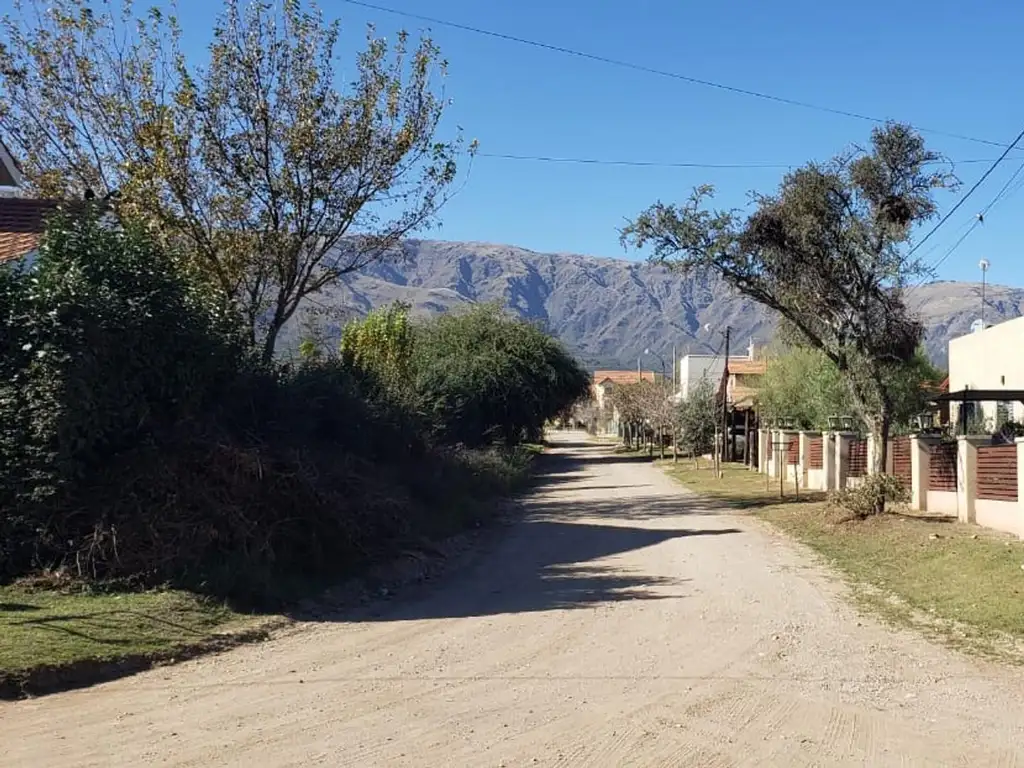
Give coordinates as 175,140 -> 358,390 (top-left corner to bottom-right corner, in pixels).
622,123 -> 955,480
0,0 -> 469,360
758,342 -> 943,431
413,304 -> 591,447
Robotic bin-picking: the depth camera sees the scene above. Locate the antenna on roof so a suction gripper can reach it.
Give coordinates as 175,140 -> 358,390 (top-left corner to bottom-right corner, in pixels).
979,258 -> 990,328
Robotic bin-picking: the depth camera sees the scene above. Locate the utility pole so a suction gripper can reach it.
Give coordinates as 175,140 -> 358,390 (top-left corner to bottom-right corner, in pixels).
672,344 -> 677,391
637,355 -> 642,383
721,326 -> 731,463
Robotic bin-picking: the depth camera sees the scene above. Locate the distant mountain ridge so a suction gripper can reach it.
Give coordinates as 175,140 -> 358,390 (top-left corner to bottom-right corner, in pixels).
285,239 -> 1024,371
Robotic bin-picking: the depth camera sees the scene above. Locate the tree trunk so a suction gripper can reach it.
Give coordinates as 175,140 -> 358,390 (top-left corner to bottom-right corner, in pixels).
672,424 -> 679,463
260,317 -> 284,365
866,410 -> 891,515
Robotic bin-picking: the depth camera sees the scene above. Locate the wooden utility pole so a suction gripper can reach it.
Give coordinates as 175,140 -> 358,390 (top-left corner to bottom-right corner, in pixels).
720,326 -> 731,463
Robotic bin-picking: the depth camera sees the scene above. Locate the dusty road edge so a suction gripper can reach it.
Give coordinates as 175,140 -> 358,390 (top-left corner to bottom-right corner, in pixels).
1,464 -> 539,701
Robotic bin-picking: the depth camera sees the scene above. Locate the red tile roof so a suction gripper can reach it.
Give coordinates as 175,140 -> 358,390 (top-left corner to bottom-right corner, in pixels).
0,197 -> 62,263
728,359 -> 767,375
593,370 -> 658,385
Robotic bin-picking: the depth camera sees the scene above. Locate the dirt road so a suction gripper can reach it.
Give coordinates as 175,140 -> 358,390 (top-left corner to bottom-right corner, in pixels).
4,433 -> 1024,767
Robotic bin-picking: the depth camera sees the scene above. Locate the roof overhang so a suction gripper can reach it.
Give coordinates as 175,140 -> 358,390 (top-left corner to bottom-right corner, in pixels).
932,388 -> 1024,404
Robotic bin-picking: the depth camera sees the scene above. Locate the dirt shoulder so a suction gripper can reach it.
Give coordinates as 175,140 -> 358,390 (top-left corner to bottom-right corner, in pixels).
3,433 -> 1024,767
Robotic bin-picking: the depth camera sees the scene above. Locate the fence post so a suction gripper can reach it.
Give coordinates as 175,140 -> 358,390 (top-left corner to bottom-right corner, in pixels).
909,434 -> 931,512
822,432 -> 836,491
1017,438 -> 1024,526
798,431 -> 814,490
758,428 -> 770,474
834,432 -> 857,490
957,435 -> 978,524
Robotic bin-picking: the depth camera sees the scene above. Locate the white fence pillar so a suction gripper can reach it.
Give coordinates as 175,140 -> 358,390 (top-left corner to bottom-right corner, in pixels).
909,434 -> 932,512
822,432 -> 836,491
957,436 -> 979,524
834,432 -> 856,490
1015,438 -> 1024,540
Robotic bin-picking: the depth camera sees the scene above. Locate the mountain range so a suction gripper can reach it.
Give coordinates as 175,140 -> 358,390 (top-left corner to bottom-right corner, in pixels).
286,239 -> 1024,372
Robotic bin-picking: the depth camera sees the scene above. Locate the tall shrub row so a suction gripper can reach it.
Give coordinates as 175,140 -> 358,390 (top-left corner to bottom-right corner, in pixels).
0,211 -> 589,604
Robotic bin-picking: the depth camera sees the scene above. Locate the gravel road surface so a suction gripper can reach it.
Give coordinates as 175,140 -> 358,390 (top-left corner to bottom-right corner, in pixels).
3,432 -> 1024,767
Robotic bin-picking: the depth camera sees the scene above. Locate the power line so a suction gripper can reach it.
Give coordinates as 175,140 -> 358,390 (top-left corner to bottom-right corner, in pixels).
980,159 -> 1024,216
920,220 -> 981,276
910,148 -> 1024,291
477,151 -> 1004,171
478,152 -> 794,169
341,0 -> 1019,151
908,125 -> 1024,259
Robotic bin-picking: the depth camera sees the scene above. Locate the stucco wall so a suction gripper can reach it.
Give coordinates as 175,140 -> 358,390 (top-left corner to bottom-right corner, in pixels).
975,499 -> 1022,537
926,490 -> 959,516
948,317 -> 1024,425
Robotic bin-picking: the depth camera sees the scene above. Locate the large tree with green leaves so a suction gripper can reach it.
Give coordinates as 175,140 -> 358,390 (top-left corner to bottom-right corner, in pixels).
759,342 -> 943,431
339,301 -> 415,396
622,123 -> 955,505
676,376 -> 717,464
0,0 -> 468,361
413,304 -> 591,447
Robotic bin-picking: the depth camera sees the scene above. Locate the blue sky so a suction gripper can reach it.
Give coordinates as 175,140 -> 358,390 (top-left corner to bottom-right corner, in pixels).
7,0 -> 1021,286
332,0 -> 1024,286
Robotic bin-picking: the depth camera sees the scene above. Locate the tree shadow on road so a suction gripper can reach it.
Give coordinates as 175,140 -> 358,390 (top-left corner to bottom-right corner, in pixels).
295,438 -> 742,622
323,520 -> 738,622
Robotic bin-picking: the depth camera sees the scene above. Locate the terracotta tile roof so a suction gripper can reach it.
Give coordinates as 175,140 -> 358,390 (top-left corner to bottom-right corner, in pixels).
0,197 -> 62,263
593,370 -> 658,385
728,359 -> 767,375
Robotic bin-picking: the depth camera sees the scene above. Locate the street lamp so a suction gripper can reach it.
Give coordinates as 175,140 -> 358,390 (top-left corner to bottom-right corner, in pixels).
827,415 -> 856,432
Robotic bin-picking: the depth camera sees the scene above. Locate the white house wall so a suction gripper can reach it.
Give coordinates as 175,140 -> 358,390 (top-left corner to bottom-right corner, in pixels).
975,499 -> 1022,537
948,316 -> 1024,425
677,354 -> 749,400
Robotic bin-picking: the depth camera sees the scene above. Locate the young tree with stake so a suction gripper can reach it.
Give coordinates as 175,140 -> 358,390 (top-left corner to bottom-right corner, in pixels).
622,124 -> 955,512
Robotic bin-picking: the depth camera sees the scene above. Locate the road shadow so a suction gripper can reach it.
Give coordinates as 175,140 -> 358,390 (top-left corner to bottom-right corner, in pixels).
291,438 -> 743,622
704,492 -> 828,511
523,493 -> 738,521
323,520 -> 738,622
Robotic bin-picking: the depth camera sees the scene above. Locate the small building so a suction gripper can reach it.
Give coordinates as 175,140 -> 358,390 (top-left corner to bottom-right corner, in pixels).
947,316 -> 1024,429
677,340 -> 760,401
0,143 -> 63,267
591,369 -> 657,434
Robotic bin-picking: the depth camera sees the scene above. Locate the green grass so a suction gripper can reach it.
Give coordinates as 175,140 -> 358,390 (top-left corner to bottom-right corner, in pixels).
0,584 -> 265,695
0,445 -> 541,697
661,461 -> 1024,661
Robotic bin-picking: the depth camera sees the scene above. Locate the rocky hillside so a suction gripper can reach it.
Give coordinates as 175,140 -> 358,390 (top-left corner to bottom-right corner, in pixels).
288,239 -> 1024,371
